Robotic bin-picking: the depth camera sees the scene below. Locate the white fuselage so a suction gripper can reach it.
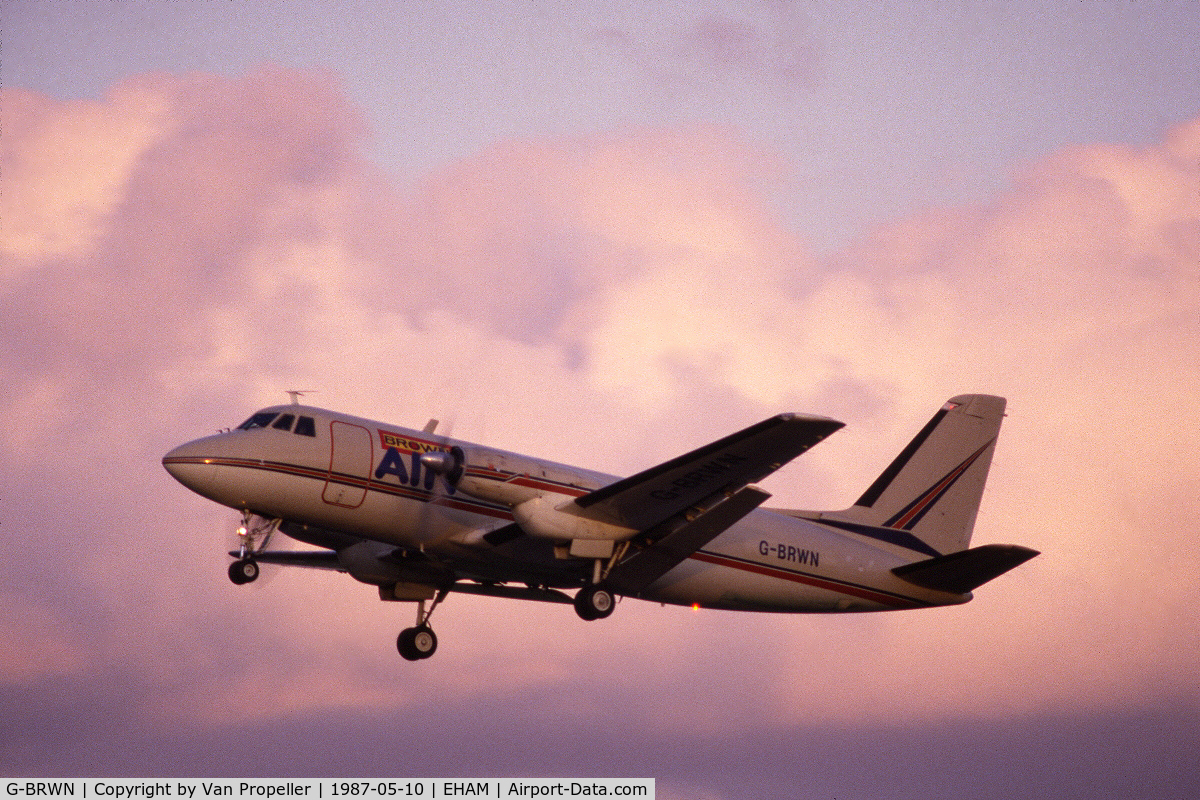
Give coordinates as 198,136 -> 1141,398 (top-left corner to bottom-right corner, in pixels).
163,405 -> 969,613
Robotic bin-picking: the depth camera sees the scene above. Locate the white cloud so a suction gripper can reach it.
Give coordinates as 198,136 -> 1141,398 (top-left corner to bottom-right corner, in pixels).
0,83 -> 176,266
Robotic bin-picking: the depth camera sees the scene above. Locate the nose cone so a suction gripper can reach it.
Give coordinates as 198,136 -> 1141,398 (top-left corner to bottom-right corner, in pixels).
162,436 -> 220,493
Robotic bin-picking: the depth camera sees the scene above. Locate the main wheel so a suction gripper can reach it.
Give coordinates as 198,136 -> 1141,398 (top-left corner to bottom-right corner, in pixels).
228,559 -> 259,585
397,625 -> 438,660
574,584 -> 615,621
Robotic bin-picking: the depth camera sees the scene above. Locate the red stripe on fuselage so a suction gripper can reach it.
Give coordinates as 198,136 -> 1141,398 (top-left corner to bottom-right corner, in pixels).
688,551 -> 926,609
460,468 -> 589,498
508,475 -> 588,496
165,455 -> 516,519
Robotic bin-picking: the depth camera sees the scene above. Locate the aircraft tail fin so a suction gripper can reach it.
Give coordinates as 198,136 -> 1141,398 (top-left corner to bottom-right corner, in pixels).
822,395 -> 1006,555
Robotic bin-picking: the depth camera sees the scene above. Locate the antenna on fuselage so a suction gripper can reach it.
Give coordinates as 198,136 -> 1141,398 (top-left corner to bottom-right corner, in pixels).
285,390 -> 316,406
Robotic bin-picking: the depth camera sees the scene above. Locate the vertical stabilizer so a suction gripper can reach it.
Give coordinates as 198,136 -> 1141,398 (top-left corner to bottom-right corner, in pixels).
823,395 -> 1006,555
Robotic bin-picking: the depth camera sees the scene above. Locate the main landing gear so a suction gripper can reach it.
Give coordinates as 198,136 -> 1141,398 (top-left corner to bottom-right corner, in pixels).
573,557 -> 617,621
394,581 -> 613,659
397,625 -> 437,661
574,583 -> 615,621
397,590 -> 448,661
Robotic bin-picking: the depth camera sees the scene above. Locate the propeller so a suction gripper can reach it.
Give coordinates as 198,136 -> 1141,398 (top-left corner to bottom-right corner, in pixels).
420,445 -> 465,486
412,418 -> 466,543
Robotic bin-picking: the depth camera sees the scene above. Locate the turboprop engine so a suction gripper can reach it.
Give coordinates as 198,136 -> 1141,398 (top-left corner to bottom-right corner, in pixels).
420,447 -> 539,506
419,448 -> 637,555
510,495 -> 637,542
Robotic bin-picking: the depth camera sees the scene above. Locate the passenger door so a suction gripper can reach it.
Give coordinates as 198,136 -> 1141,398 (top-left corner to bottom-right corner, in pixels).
323,421 -> 372,508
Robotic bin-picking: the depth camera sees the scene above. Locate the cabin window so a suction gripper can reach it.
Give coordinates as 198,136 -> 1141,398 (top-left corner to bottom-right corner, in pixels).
237,411 -> 278,430
272,413 -> 296,431
294,416 -> 317,437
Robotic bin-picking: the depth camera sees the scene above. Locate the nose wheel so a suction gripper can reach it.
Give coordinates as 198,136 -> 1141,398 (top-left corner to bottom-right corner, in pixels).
228,558 -> 260,585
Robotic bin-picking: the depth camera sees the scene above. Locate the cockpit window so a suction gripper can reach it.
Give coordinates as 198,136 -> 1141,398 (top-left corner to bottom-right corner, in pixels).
238,411 -> 279,430
236,410 -> 317,436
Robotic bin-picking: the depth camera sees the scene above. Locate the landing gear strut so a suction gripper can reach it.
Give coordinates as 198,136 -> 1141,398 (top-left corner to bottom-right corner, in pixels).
397,589 -> 448,661
574,555 -> 618,621
227,511 -> 280,585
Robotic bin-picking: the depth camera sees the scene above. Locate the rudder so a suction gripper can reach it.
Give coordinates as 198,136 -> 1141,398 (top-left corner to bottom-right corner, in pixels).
825,395 -> 1006,555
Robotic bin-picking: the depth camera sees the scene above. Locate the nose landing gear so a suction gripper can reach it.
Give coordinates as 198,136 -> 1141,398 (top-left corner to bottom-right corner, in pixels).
227,511 -> 281,585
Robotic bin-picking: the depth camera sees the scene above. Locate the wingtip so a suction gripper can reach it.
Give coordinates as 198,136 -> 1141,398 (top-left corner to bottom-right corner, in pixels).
780,411 -> 844,424
780,412 -> 846,434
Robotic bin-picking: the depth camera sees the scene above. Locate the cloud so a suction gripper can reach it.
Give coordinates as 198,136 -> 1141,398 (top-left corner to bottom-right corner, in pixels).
1,66 -> 369,440
593,6 -> 823,95
680,10 -> 823,88
787,119 -> 1200,720
1,82 -> 172,265
2,68 -> 1198,783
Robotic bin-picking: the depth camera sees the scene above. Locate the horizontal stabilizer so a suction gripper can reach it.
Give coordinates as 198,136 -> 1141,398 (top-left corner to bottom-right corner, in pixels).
606,486 -> 771,595
892,543 -> 1039,594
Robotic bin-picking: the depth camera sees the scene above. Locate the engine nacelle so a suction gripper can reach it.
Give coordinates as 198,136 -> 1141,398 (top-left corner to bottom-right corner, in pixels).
453,474 -> 541,506
422,447 -> 546,507
336,540 -> 449,586
512,496 -> 638,542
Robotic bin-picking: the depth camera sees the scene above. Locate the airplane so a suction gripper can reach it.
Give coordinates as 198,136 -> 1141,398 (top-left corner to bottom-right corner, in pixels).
162,393 -> 1038,660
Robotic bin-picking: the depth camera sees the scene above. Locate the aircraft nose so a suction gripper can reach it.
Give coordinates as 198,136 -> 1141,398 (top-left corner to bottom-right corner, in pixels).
162,438 -> 217,490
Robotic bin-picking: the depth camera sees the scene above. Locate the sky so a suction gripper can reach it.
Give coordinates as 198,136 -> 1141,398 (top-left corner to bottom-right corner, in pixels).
2,1 -> 1199,797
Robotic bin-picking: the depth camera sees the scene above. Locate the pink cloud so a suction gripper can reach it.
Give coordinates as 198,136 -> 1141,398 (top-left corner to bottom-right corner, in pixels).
1,67 -> 370,409
594,8 -> 823,94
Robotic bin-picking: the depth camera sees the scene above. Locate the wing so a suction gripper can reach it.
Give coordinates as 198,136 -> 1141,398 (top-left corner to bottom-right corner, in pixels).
248,543 -> 581,603
569,413 -> 844,531
605,485 -> 772,595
